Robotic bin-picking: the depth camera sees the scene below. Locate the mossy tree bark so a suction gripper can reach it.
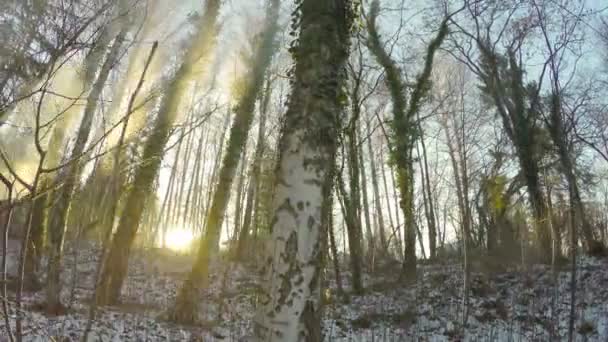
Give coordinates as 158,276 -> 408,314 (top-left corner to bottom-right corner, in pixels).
477,46 -> 553,261
366,0 -> 449,279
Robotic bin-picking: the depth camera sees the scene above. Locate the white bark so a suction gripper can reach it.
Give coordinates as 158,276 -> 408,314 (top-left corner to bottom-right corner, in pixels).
255,134 -> 325,341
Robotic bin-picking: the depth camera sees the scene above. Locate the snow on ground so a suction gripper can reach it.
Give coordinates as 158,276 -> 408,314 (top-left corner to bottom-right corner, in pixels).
0,242 -> 607,341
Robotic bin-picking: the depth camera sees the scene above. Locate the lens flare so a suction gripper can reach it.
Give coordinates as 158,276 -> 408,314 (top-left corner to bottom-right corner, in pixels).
164,226 -> 195,252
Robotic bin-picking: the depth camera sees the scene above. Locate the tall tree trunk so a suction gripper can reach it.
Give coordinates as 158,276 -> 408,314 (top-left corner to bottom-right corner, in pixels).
188,127 -> 211,229
168,0 -> 280,323
366,118 -> 388,253
202,109 -> 231,232
231,144 -> 249,244
340,80 -> 365,293
236,79 -> 271,259
184,127 -> 206,227
336,172 -> 364,294
174,110 -> 197,227
417,120 -> 437,259
358,124 -> 374,263
155,136 -> 182,247
46,30 -> 126,313
96,0 -> 221,305
379,145 -> 396,253
390,167 -> 402,247
327,201 -> 343,298
164,127 -> 187,243
547,93 -> 604,254
254,0 -> 354,339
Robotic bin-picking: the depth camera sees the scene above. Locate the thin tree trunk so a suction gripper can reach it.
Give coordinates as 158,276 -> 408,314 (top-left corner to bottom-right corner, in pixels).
188,129 -> 206,228
336,171 -> 364,294
185,127 -> 206,227
390,167 -> 402,248
176,111 -> 197,226
548,92 -> 603,254
155,138 -> 181,247
366,118 -> 387,253
163,127 -> 186,242
232,144 -> 249,245
327,203 -> 343,298
358,124 -> 374,263
203,109 -> 231,232
236,80 -> 270,259
418,120 -> 437,259
379,146 -> 396,253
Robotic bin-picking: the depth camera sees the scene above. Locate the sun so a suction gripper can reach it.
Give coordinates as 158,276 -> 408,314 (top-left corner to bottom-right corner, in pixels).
164,227 -> 195,252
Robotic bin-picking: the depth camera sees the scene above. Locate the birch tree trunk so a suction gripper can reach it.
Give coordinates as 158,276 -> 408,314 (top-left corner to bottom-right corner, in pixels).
254,0 -> 354,339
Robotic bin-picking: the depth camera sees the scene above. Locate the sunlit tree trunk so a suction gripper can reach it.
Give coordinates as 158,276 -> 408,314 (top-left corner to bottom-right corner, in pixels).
202,109 -> 231,231
155,136 -> 182,247
23,20 -> 118,289
188,127 -> 210,228
168,0 -> 279,323
46,29 -> 126,313
254,0 -> 354,338
175,109 -> 198,227
96,0 -> 221,305
184,127 -> 205,228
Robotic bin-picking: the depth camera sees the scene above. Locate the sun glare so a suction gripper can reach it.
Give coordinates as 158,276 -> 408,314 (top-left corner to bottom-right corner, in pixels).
164,227 -> 195,252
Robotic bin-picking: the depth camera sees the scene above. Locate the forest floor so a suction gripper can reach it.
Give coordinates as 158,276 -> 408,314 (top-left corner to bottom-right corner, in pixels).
1,242 -> 607,341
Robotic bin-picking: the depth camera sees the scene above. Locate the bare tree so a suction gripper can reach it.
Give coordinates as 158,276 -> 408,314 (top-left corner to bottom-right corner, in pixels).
366,0 -> 451,278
